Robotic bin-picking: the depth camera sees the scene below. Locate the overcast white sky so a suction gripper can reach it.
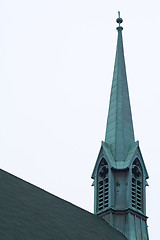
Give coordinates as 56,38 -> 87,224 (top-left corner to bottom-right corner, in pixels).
0,1 -> 159,239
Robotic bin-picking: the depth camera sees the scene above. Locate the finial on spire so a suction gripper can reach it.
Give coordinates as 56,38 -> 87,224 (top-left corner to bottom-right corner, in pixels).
116,11 -> 123,31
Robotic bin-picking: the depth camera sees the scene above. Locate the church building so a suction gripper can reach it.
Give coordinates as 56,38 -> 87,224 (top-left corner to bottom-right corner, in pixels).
0,13 -> 149,240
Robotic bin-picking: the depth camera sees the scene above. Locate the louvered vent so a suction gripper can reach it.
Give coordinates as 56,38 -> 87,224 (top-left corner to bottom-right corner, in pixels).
132,158 -> 142,211
98,159 -> 109,211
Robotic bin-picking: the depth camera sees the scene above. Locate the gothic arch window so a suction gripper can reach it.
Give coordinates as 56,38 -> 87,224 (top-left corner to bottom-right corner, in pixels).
131,158 -> 143,211
97,158 -> 109,211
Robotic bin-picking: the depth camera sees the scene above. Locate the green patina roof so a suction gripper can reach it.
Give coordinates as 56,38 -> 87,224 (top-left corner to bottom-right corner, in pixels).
0,169 -> 127,240
105,24 -> 135,162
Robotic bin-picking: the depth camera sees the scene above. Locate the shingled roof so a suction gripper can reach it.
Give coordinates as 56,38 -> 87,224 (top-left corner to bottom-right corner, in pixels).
0,169 -> 126,240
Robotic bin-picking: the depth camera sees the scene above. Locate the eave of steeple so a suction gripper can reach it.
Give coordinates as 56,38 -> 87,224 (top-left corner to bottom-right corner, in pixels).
105,15 -> 135,162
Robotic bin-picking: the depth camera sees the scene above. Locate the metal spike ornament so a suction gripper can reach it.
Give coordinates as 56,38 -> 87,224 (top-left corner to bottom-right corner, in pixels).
116,11 -> 123,30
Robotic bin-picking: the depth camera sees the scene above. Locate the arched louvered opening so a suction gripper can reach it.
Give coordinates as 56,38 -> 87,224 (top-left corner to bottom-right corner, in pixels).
131,158 -> 143,211
97,158 -> 109,211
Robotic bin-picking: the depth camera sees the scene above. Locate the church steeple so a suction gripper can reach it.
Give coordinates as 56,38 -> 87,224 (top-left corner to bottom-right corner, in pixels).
92,13 -> 149,240
105,13 -> 135,162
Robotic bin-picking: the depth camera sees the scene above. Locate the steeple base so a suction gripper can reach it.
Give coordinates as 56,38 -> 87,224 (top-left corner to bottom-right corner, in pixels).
98,209 -> 149,240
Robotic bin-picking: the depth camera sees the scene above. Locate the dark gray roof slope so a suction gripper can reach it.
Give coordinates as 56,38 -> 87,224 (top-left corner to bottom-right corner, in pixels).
0,169 -> 126,240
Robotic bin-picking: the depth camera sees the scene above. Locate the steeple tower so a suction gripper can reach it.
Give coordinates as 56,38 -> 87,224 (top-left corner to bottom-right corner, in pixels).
92,13 -> 149,240
105,13 -> 135,162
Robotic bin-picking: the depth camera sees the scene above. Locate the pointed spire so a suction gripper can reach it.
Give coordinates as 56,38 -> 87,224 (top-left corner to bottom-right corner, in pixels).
105,12 -> 135,161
